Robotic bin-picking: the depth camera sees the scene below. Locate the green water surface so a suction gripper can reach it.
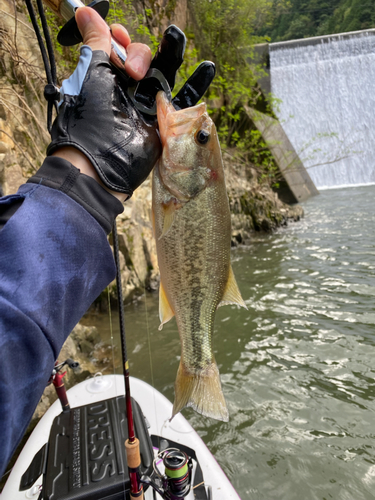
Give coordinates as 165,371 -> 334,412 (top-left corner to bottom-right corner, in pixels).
83,185 -> 375,500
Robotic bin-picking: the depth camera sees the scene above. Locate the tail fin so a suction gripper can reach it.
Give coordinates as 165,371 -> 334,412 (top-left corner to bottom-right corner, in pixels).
172,361 -> 229,422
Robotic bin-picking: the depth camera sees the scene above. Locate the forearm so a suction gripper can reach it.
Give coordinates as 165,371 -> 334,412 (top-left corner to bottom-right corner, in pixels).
0,179 -> 116,475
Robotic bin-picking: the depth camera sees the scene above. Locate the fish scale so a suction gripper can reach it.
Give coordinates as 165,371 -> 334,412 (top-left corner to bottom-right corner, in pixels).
160,187 -> 229,366
152,91 -> 247,421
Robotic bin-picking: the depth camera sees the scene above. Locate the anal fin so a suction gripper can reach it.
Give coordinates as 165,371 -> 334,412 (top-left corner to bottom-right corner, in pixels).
218,265 -> 248,309
158,280 -> 175,330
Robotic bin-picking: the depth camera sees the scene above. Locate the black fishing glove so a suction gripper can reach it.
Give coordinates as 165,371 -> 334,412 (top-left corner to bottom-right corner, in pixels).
47,26 -> 215,198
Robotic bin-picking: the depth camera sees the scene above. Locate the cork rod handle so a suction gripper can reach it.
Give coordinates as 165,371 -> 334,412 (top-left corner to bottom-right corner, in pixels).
125,438 -> 144,500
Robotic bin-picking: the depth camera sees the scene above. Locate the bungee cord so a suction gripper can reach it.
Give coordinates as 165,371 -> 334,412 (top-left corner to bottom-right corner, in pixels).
24,0 -> 60,133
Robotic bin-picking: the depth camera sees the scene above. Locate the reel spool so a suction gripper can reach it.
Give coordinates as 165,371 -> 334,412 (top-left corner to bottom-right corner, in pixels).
141,448 -> 193,499
163,450 -> 192,499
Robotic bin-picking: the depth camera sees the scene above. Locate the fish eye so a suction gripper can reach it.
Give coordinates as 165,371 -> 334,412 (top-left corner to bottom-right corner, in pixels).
196,129 -> 210,145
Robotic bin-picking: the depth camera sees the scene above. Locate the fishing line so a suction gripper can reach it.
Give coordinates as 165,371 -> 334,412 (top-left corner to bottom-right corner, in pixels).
106,217 -> 129,497
143,278 -> 161,436
107,259 -> 127,500
143,282 -> 155,388
107,286 -> 117,377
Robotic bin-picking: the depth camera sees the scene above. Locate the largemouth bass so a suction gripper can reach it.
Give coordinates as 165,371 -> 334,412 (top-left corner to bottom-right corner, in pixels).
152,91 -> 247,421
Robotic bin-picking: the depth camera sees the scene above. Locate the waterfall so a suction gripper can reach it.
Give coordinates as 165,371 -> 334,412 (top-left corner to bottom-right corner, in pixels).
269,30 -> 375,189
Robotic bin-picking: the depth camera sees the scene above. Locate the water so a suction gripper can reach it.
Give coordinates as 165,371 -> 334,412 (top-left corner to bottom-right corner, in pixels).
83,185 -> 375,499
269,31 -> 375,189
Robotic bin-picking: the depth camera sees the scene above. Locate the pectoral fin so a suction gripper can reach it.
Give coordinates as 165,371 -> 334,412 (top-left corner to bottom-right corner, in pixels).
159,198 -> 184,239
159,202 -> 176,239
218,265 -> 248,309
158,280 -> 175,330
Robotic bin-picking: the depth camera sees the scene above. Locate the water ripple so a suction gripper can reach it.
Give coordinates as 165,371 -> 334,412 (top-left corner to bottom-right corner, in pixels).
83,185 -> 375,500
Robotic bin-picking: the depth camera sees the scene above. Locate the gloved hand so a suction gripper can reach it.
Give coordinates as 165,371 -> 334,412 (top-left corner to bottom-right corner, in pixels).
47,7 -> 215,199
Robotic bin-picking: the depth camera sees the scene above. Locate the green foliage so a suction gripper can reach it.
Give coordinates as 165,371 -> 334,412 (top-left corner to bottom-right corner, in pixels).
41,0 -> 283,186
235,128 -> 280,187
186,0 -> 281,185
329,0 -> 375,33
105,0 -> 159,50
256,0 -> 375,41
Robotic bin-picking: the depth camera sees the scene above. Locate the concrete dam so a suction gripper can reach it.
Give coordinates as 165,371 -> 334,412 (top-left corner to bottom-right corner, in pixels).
269,29 -> 375,190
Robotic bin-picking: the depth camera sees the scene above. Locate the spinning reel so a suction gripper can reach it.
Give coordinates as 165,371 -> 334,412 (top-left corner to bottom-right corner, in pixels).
142,448 -> 193,499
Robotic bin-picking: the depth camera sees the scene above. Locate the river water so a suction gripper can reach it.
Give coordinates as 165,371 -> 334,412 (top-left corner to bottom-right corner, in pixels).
83,184 -> 375,500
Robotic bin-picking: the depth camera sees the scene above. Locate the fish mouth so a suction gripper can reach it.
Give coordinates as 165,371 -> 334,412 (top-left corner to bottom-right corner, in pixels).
156,91 -> 207,146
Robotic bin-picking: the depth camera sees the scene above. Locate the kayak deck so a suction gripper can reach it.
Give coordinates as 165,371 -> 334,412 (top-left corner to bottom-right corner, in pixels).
1,375 -> 240,499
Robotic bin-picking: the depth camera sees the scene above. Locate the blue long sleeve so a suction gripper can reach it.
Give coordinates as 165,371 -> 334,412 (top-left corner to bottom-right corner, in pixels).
0,182 -> 116,476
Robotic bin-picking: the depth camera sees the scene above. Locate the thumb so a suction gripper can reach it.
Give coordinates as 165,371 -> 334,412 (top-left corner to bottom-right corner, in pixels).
75,7 -> 111,55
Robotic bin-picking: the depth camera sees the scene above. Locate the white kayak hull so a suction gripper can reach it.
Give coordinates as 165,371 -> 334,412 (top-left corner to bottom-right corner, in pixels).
1,375 -> 240,499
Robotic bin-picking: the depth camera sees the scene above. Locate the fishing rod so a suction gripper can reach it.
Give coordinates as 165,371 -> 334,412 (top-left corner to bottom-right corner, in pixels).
24,1 -> 200,497
112,222 -> 144,499
113,228 -> 194,499
24,0 -> 148,497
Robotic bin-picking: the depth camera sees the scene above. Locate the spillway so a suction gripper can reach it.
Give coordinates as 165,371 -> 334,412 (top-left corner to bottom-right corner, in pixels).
270,30 -> 375,189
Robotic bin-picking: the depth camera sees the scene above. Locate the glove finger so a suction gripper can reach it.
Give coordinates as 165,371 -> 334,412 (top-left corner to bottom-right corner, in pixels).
172,61 -> 216,110
150,25 -> 186,91
134,25 -> 186,110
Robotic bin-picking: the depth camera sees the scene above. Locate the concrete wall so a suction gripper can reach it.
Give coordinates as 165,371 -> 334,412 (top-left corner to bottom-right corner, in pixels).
270,28 -> 375,51
248,42 -> 319,203
269,29 -> 375,189
245,106 -> 319,204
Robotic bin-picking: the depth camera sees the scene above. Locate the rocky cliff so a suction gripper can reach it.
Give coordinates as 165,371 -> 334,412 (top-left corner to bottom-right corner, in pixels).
0,0 -> 49,195
0,0 -> 302,302
0,0 -> 303,447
